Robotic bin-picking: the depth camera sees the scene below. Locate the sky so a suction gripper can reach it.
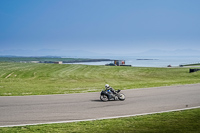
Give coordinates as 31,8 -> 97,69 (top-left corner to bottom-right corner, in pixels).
0,0 -> 200,56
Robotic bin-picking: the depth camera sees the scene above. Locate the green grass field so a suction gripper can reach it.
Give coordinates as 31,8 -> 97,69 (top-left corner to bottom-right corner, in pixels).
0,62 -> 200,96
1,62 -> 200,132
1,108 -> 200,133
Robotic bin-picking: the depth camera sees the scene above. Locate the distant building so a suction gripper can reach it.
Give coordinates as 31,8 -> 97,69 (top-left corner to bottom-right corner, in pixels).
105,60 -> 131,66
54,61 -> 63,64
114,60 -> 125,66
30,61 -> 40,63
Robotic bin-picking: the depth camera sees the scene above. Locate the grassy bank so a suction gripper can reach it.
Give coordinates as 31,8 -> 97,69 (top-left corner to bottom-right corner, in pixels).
0,62 -> 200,96
0,57 -> 112,63
1,108 -> 199,133
182,63 -> 200,66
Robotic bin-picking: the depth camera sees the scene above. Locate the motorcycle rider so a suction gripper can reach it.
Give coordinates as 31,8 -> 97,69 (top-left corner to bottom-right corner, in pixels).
105,84 -> 116,95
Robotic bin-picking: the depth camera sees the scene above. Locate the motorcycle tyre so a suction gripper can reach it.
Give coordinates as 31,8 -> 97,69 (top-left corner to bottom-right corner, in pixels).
118,93 -> 125,101
100,95 -> 109,102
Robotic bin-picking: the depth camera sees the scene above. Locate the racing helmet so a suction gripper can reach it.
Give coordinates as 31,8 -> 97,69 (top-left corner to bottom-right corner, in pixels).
105,84 -> 109,88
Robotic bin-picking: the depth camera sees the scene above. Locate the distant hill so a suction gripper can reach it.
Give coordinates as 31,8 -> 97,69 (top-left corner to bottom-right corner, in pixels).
1,48 -> 200,57
0,49 -> 98,57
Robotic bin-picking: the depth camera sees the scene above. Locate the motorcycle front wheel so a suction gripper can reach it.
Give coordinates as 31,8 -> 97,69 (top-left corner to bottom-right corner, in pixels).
118,93 -> 125,101
100,95 -> 109,102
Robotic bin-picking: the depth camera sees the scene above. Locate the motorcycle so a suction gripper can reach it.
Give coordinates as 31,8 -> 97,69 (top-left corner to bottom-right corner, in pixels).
100,89 -> 125,102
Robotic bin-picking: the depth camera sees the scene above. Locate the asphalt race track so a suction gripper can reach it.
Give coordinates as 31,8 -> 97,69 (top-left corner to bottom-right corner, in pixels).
0,84 -> 200,127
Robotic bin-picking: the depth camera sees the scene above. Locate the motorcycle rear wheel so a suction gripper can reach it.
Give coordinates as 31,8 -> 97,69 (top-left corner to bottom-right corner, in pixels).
100,95 -> 109,102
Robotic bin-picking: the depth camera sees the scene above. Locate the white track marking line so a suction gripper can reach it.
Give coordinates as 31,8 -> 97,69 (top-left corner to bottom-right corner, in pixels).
0,106 -> 200,128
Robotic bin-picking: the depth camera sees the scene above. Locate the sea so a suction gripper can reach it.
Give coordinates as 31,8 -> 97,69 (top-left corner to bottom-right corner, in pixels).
67,56 -> 200,67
